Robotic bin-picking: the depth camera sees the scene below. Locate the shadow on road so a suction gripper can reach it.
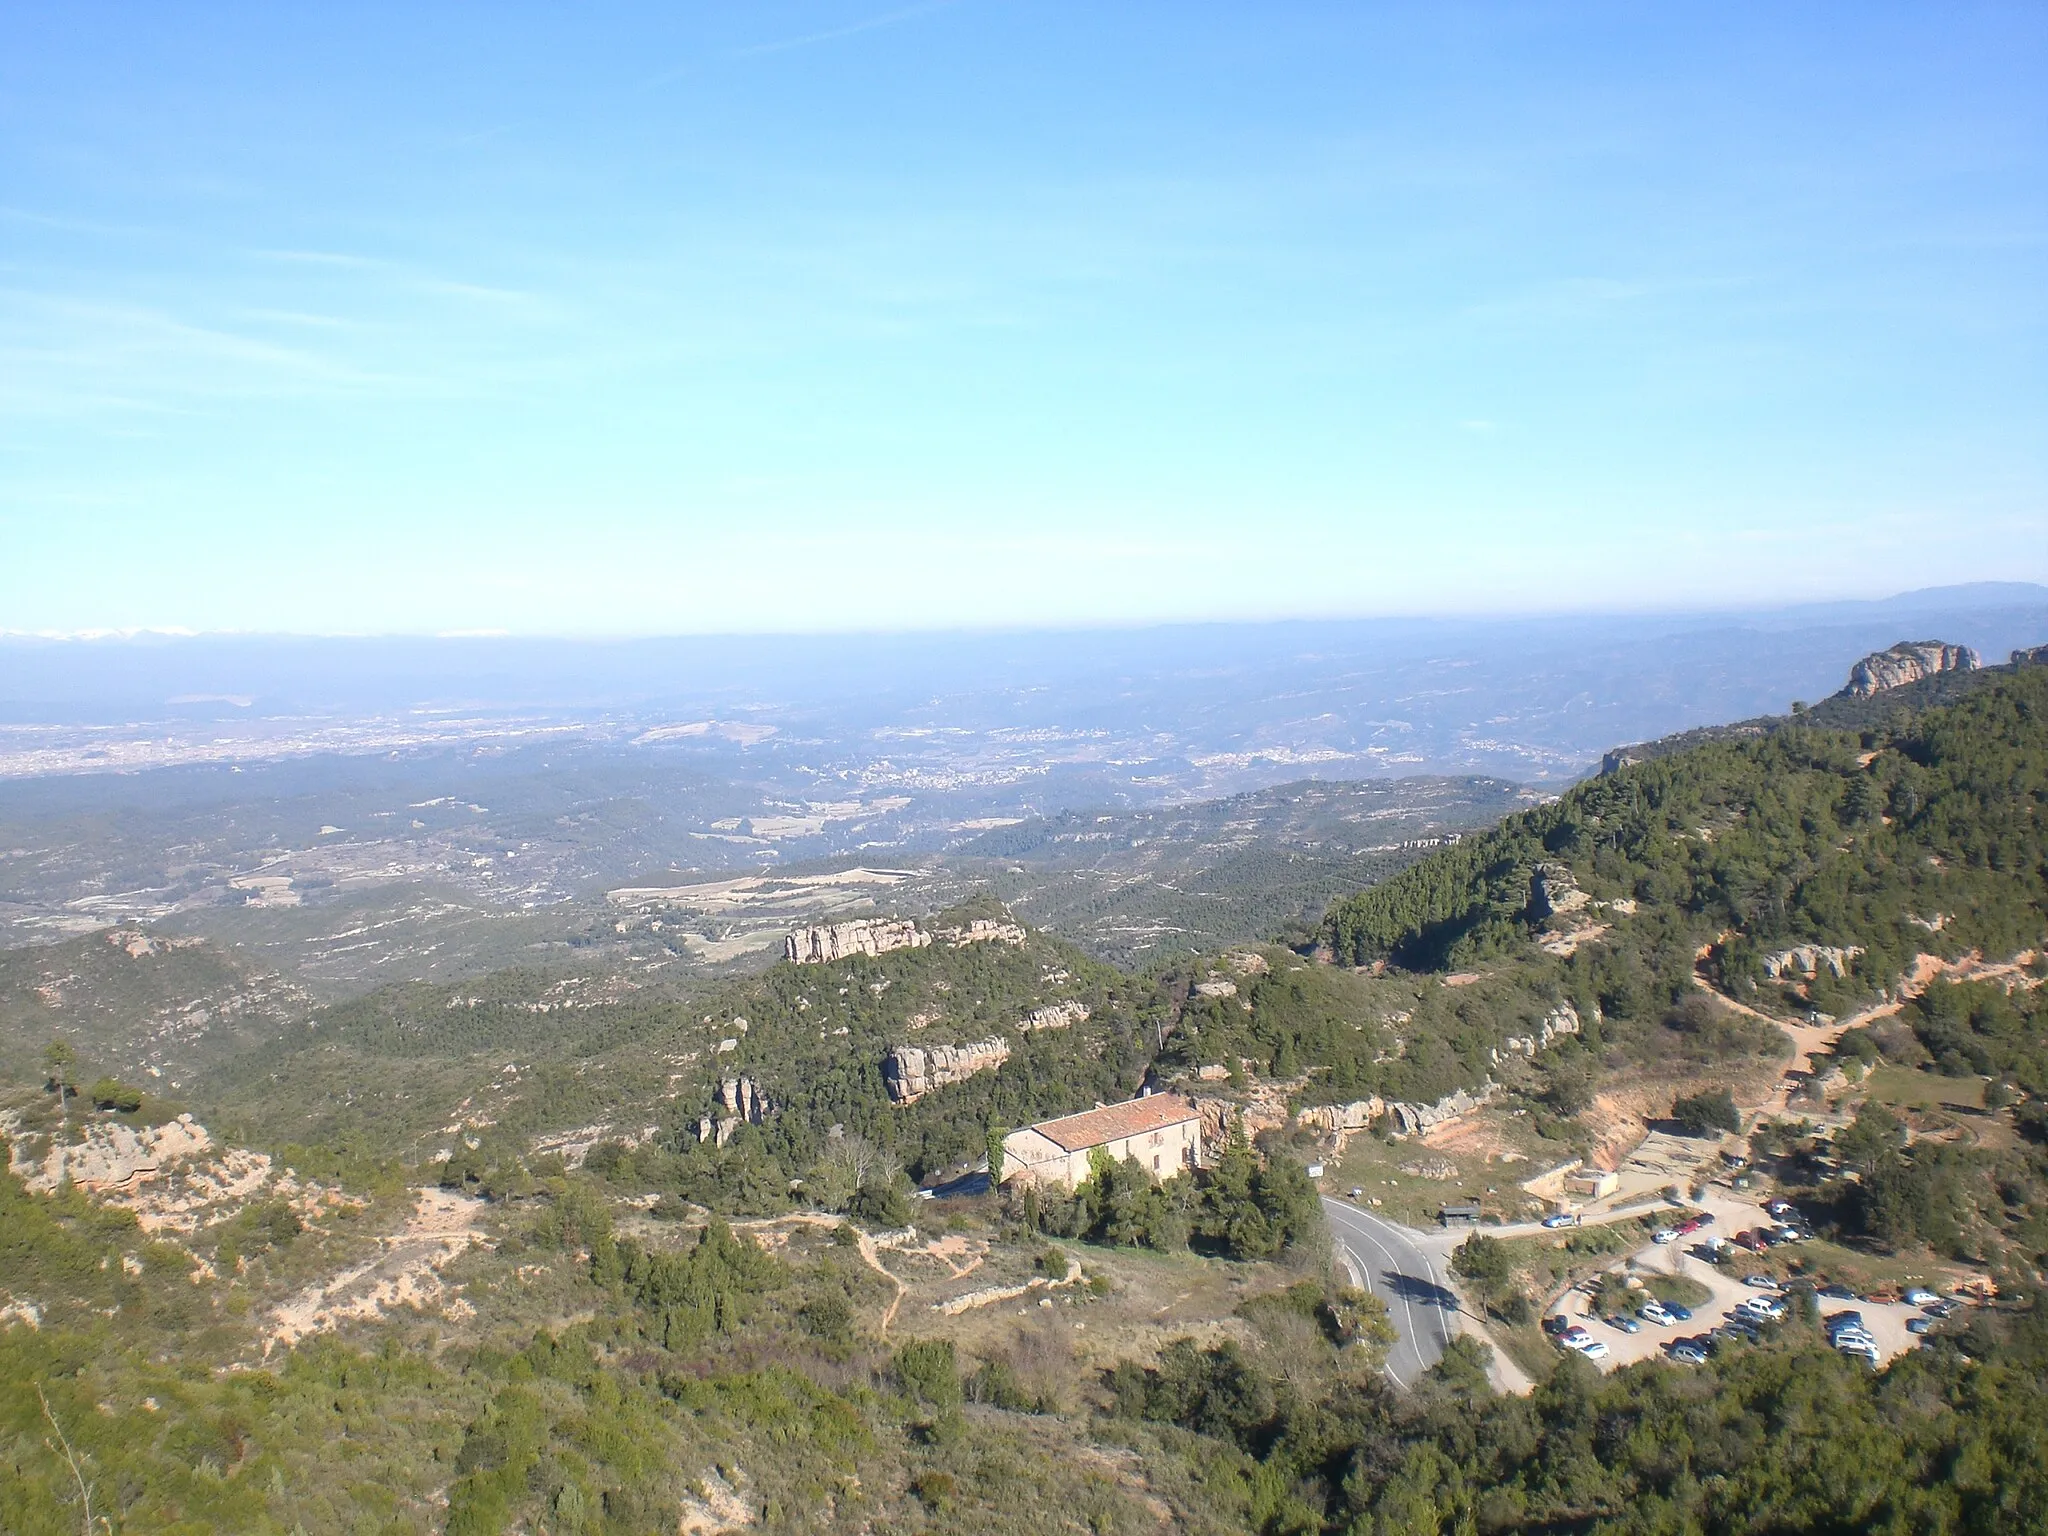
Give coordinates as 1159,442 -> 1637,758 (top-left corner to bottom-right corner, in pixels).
1379,1272 -> 1459,1311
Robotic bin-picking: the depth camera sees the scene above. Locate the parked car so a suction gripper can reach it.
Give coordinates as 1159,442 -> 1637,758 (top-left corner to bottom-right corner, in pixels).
1668,1342 -> 1709,1365
1903,1288 -> 1940,1306
1562,1326 -> 1593,1346
1738,1297 -> 1787,1321
1639,1301 -> 1676,1326
1864,1288 -> 1902,1304
1692,1212 -> 1716,1227
1651,1228 -> 1680,1245
1606,1314 -> 1641,1334
1819,1284 -> 1858,1301
1837,1337 -> 1880,1363
1665,1303 -> 1694,1322
1572,1338 -> 1611,1360
1542,1213 -> 1579,1229
1765,1199 -> 1797,1219
1926,1299 -> 1961,1319
1906,1317 -> 1934,1336
1823,1309 -> 1865,1329
1742,1274 -> 1779,1289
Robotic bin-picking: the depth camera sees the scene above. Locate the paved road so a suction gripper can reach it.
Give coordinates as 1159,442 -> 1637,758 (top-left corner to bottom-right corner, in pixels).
1322,1198 -> 1458,1386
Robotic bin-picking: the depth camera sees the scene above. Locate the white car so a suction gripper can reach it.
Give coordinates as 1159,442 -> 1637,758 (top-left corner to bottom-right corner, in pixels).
1640,1301 -> 1676,1326
1651,1228 -> 1680,1245
1572,1338 -> 1611,1361
1904,1288 -> 1940,1307
1737,1297 -> 1787,1321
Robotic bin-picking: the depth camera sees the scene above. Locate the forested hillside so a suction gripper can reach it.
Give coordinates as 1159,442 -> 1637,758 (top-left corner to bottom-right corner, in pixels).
1326,663 -> 2046,1016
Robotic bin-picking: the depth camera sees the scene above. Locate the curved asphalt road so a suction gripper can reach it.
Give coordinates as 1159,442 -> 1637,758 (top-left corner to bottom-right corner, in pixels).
1321,1198 -> 1459,1387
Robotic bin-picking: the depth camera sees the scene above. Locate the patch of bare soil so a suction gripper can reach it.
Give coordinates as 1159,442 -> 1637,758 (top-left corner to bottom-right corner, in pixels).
678,1468 -> 755,1534
261,1186 -> 488,1356
1419,1114 -> 1517,1160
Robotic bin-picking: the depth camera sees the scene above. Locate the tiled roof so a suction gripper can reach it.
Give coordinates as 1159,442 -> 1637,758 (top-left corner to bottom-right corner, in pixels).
1029,1095 -> 1200,1153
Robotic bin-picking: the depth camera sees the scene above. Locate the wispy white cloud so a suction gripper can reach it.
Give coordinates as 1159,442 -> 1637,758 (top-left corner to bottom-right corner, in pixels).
729,0 -> 958,60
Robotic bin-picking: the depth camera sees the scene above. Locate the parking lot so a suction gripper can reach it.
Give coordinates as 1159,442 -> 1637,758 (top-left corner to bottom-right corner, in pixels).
1544,1194 -> 1938,1372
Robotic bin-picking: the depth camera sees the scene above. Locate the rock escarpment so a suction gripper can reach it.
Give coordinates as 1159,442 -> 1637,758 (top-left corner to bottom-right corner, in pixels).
1838,641 -> 1980,699
784,918 -> 929,964
882,1038 -> 1010,1103
1762,944 -> 1863,981
695,1076 -> 773,1145
1384,1082 -> 1501,1137
1019,1000 -> 1090,1032
937,919 -> 1027,947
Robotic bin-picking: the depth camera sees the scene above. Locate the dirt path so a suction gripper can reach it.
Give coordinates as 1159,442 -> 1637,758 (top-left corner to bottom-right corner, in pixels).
1691,944 -> 2041,1120
739,1212 -> 909,1335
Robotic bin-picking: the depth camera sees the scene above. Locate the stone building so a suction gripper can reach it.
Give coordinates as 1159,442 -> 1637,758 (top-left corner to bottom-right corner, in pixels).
1000,1095 -> 1202,1191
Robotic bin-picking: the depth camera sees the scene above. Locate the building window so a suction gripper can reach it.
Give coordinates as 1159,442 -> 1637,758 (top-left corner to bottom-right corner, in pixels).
1153,1155 -> 1162,1171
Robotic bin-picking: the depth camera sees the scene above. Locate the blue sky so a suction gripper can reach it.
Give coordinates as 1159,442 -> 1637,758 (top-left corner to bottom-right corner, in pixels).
2,2 -> 2043,635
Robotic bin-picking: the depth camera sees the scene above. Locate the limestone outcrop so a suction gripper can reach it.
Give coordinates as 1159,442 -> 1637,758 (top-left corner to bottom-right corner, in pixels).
2013,644 -> 2048,667
1838,641 -> 1980,699
1386,1082 -> 1500,1138
1762,944 -> 1863,980
784,919 -> 929,964
1193,1095 -> 1291,1149
7,1112 -> 211,1194
883,1038 -> 1010,1103
936,919 -> 1027,947
1529,864 -> 1590,921
1020,1000 -> 1090,1032
695,1077 -> 773,1145
1491,1002 -> 1583,1065
1294,1098 -> 1386,1134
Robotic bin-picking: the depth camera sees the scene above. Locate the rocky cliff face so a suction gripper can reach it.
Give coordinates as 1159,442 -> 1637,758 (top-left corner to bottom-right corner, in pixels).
2013,644 -> 2048,667
882,1038 -> 1010,1103
784,918 -> 930,964
1839,640 -> 1980,699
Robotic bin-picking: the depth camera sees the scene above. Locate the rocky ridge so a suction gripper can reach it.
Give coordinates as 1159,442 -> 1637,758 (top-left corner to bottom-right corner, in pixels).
1838,640 -> 1980,699
784,919 -> 929,964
